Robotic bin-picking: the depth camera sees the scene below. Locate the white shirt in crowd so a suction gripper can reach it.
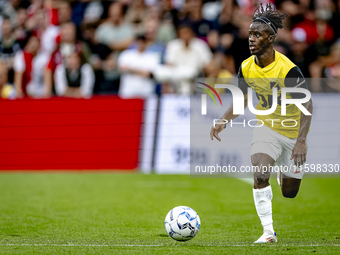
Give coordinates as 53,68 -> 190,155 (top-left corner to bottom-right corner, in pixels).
165,37 -> 212,74
153,37 -> 212,95
118,49 -> 159,98
40,25 -> 59,56
13,50 -> 41,97
95,22 -> 133,47
54,63 -> 95,98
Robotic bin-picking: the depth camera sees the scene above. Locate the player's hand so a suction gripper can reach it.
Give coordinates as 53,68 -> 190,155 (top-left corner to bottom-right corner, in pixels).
210,123 -> 225,142
290,140 -> 307,166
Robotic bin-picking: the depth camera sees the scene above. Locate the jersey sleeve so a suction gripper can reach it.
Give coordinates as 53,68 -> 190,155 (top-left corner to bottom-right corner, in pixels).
237,66 -> 249,94
284,66 -> 309,99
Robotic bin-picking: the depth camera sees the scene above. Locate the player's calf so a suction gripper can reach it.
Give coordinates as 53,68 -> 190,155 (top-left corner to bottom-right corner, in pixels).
281,176 -> 301,198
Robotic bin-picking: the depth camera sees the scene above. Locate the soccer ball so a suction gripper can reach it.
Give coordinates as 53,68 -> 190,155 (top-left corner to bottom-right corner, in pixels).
164,206 -> 201,241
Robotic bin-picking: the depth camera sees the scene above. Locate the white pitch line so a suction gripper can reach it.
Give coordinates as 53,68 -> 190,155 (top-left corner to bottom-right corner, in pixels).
1,244 -> 339,247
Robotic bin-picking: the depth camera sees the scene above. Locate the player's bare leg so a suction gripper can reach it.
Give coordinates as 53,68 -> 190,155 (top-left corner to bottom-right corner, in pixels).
252,153 -> 277,243
279,172 -> 302,198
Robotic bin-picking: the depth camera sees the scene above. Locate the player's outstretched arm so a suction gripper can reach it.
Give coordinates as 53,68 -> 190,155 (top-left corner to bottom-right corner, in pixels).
210,95 -> 248,141
285,67 -> 313,166
290,98 -> 313,166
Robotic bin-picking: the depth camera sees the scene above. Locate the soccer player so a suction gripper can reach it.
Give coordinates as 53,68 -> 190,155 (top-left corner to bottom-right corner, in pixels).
210,4 -> 313,243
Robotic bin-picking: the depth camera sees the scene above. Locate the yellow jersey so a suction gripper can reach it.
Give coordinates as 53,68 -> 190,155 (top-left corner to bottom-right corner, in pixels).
238,50 -> 308,138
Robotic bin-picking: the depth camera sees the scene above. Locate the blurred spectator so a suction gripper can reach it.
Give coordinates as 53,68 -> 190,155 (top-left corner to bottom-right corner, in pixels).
224,15 -> 251,74
286,27 -> 318,78
32,9 -> 59,55
118,35 -> 160,98
323,42 -> 340,92
205,52 -> 233,79
0,62 -> 16,99
29,9 -> 59,96
57,0 -> 72,25
13,35 -> 40,97
155,23 -> 212,95
101,52 -> 120,94
95,2 -> 133,52
159,0 -> 180,29
54,51 -> 94,98
209,0 -> 239,52
293,5 -> 334,46
14,5 -> 31,49
81,22 -> 114,94
179,0 -> 213,42
82,1 -> 104,25
202,0 -> 222,21
0,0 -> 19,27
0,16 -> 20,83
125,0 -> 148,34
129,18 -> 166,63
147,6 -> 177,44
331,0 -> 340,40
27,0 -> 44,19
44,22 -> 90,96
205,52 -> 233,94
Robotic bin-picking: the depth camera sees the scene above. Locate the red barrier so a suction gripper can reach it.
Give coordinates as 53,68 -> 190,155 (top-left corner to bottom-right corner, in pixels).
0,96 -> 144,170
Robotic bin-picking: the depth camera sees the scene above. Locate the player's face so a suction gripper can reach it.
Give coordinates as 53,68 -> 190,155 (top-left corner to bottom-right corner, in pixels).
248,23 -> 272,56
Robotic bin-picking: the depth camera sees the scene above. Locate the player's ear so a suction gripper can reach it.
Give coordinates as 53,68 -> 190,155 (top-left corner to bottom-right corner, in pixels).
268,34 -> 275,43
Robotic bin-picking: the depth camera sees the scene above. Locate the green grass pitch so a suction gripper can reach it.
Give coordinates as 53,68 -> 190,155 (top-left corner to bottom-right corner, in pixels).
0,173 -> 339,254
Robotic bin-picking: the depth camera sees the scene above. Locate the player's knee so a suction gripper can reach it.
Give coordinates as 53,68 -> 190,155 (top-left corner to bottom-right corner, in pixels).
254,176 -> 269,189
251,156 -> 261,167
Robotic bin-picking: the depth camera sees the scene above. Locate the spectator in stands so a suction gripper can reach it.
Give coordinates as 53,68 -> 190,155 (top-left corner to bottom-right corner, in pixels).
224,15 -> 251,74
95,2 -> 133,52
125,0 -> 148,35
32,9 -> 59,56
0,16 -> 20,83
101,52 -> 121,94
210,0 -> 239,52
27,0 -> 44,19
159,0 -> 180,30
28,9 -> 59,97
155,23 -> 212,95
13,35 -> 40,97
146,6 -> 176,44
286,28 -> 318,78
54,51 -> 94,98
82,1 -> 104,25
0,62 -> 15,99
293,5 -> 334,46
14,5 -> 31,49
118,34 -> 159,98
204,52 -> 234,94
129,18 -> 166,63
44,21 -> 90,96
0,0 -> 19,27
179,0 -> 214,43
58,0 -> 72,26
323,41 -> 340,92
81,22 -> 114,94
